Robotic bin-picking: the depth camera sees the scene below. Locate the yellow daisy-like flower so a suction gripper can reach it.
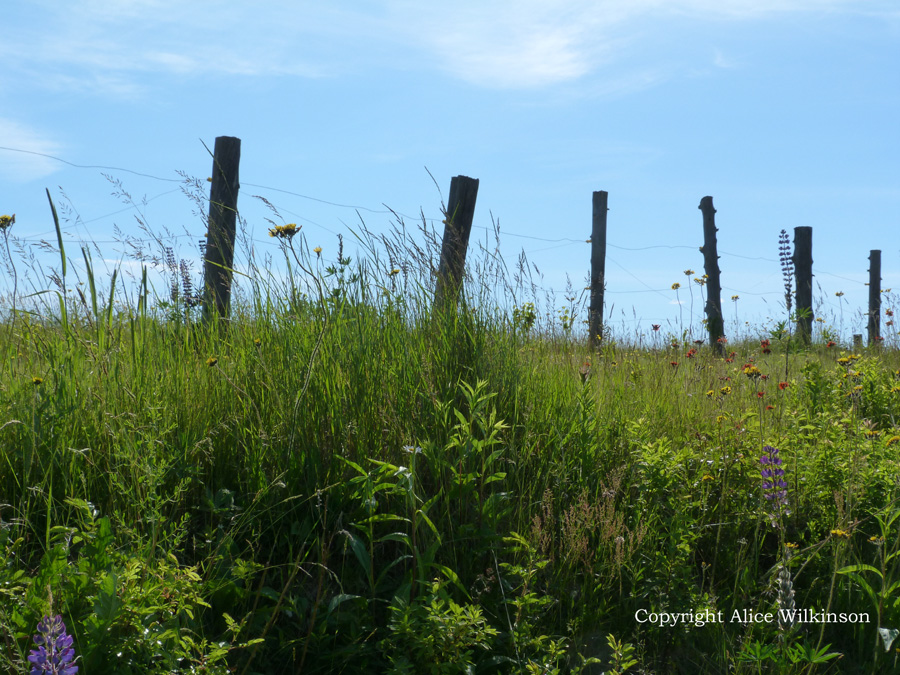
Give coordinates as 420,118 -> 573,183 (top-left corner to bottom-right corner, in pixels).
731,295 -> 740,301
830,529 -> 851,539
268,223 -> 299,240
784,542 -> 799,549
684,269 -> 694,276
719,386 -> 732,395
706,389 -> 715,397
253,338 -> 261,347
0,214 -> 14,230
206,357 -> 218,367
671,282 -> 681,290
702,474 -> 714,481
886,436 -> 900,446
32,376 -> 43,385
869,535 -> 884,544
314,246 -> 322,255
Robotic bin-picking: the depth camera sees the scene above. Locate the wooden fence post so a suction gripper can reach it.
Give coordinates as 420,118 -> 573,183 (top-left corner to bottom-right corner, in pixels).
202,136 -> 241,322
589,191 -> 608,350
433,176 -> 479,312
868,249 -> 881,346
698,196 -> 724,355
792,226 -> 813,344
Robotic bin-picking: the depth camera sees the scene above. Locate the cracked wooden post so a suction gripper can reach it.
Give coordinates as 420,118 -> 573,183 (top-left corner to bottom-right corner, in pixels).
868,249 -> 881,347
589,191 -> 608,350
202,136 -> 241,322
433,175 -> 479,313
792,226 -> 813,345
699,196 -> 724,355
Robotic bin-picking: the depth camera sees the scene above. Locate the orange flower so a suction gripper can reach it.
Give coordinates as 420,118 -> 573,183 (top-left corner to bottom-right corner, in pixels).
779,382 -> 789,390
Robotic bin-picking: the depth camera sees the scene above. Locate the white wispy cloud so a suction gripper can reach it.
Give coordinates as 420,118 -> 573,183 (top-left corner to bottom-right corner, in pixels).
2,0 -> 893,97
0,120 -> 63,182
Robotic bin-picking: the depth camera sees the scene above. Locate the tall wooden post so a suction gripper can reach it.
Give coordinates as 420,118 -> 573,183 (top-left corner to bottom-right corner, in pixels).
698,196 -> 724,355
433,175 -> 479,311
202,136 -> 241,322
792,226 -> 813,345
589,191 -> 608,350
868,250 -> 881,346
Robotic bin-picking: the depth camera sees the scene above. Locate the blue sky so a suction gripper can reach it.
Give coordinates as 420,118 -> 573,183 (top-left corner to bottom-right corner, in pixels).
1,1 -> 898,342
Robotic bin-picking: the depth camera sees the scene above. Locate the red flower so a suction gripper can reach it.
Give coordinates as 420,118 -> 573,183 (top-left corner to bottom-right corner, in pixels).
766,405 -> 775,411
725,358 -> 734,363
686,348 -> 697,358
670,361 -> 678,368
826,341 -> 836,348
694,339 -> 704,345
652,324 -> 661,331
779,381 -> 789,390
760,339 -> 771,354
757,392 -> 765,398
717,336 -> 728,344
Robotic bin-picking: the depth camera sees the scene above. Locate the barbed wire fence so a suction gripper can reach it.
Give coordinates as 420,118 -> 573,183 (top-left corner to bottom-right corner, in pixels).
0,143 -> 891,345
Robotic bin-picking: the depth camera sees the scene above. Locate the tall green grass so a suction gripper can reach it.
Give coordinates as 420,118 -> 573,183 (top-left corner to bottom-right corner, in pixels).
0,191 -> 899,674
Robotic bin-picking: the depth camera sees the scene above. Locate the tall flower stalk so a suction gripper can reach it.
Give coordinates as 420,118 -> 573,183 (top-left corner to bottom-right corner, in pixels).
28,614 -> 78,674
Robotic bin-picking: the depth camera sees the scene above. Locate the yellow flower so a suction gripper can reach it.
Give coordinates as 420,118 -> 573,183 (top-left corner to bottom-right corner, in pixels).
706,389 -> 715,397
206,357 -> 218,367
31,376 -> 43,385
314,246 -> 322,255
253,338 -> 261,347
268,223 -> 299,240
702,474 -> 714,481
830,529 -> 851,539
389,268 -> 400,276
784,542 -> 799,549
0,214 -> 14,230
731,295 -> 740,301
886,436 -> 900,446
835,291 -> 844,297
719,386 -> 732,395
684,269 -> 694,276
671,282 -> 681,290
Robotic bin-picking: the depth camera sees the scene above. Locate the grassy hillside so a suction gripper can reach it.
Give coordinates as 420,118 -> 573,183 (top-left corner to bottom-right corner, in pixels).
1,202 -> 898,674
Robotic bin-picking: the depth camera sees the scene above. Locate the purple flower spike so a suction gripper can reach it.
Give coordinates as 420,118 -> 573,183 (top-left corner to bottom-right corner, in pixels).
28,614 -> 78,674
760,445 -> 790,525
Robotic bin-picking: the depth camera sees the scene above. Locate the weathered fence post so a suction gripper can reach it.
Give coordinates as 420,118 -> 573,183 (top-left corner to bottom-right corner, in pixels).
589,191 -> 608,350
868,249 -> 881,346
433,175 -> 479,312
792,226 -> 813,344
698,196 -> 724,355
202,136 -> 241,322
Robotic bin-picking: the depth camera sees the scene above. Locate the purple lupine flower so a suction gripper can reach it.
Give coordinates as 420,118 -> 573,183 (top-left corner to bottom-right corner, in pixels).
27,615 -> 78,674
760,445 -> 789,524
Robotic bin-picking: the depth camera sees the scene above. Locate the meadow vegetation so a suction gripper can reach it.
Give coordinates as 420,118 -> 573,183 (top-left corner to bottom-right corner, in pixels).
0,192 -> 899,673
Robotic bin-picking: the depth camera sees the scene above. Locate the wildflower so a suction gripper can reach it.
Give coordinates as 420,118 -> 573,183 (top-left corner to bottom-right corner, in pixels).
826,341 -> 836,348
206,177 -> 212,182
760,339 -> 772,354
389,268 -> 400,276
268,223 -> 299,240
702,474 -> 714,481
716,414 -> 727,423
684,269 -> 694,276
887,435 -> 900,446
28,614 -> 78,675
778,381 -> 789,390
717,336 -> 727,344
766,405 -> 775,411
836,291 -> 844,297
887,321 -> 895,327
693,339 -> 703,345
887,309 -> 894,317
760,445 -> 789,524
779,230 -> 794,313
742,364 -> 761,378
0,213 -> 14,230
706,389 -> 715,398
253,338 -> 261,347
671,283 -> 681,290
777,548 -> 796,631
830,529 -> 851,539
869,535 -> 885,544
725,358 -> 734,363
32,377 -> 43,385
731,295 -> 740,301
670,361 -> 678,368
651,324 -> 660,331
685,348 -> 697,359
206,357 -> 218,367
314,246 -> 323,255
757,391 -> 765,398
720,386 -> 732,395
